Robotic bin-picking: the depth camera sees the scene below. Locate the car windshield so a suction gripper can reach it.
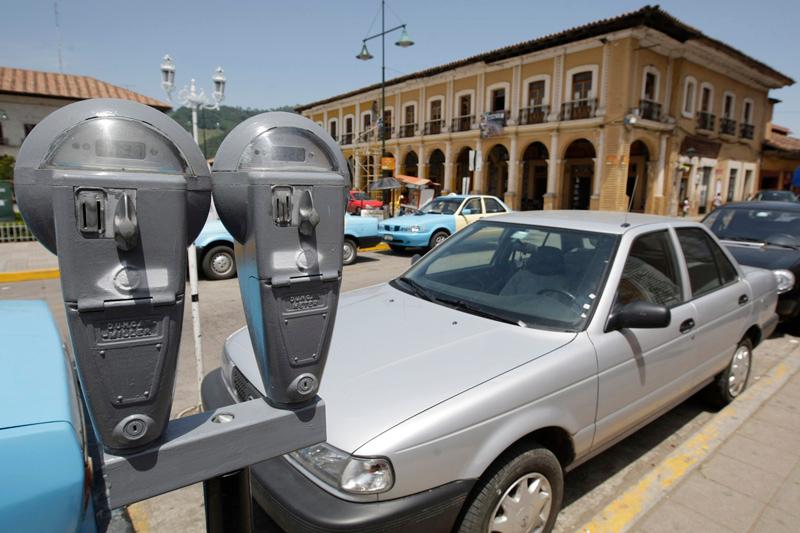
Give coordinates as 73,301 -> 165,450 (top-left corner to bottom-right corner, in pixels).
394,221 -> 618,331
704,207 -> 800,247
754,190 -> 797,202
352,192 -> 370,200
419,197 -> 463,215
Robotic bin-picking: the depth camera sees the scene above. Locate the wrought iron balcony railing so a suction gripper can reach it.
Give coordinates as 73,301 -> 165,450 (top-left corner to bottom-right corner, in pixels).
740,123 -> 755,140
379,125 -> 394,140
561,99 -> 597,120
697,112 -> 716,131
451,115 -> 474,132
340,133 -> 354,145
398,123 -> 417,138
720,118 -> 737,136
424,119 -> 444,135
639,99 -> 661,121
518,105 -> 549,125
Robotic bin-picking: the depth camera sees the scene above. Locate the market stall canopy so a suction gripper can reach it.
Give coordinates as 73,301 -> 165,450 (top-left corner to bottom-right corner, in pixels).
395,174 -> 438,188
368,177 -> 401,190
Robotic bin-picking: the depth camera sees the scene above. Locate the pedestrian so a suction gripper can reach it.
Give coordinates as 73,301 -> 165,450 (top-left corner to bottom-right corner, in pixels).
682,198 -> 690,217
713,192 -> 722,210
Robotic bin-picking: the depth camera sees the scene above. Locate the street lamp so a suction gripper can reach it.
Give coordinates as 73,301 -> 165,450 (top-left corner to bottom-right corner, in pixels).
159,55 -> 227,412
356,1 -> 414,181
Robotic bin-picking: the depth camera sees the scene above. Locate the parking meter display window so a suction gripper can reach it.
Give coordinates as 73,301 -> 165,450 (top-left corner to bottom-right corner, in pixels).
43,117 -> 189,174
238,127 -> 336,172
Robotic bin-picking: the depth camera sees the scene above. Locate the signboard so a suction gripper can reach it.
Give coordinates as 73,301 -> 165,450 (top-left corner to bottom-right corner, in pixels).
479,111 -> 506,138
381,157 -> 395,171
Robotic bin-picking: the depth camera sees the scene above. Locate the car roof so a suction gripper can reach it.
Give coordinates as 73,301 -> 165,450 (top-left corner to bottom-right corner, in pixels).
488,210 -> 688,234
719,201 -> 800,211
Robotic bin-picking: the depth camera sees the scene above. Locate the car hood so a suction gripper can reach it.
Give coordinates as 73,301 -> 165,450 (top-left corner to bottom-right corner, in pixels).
381,213 -> 450,226
226,283 -> 576,453
721,241 -> 800,271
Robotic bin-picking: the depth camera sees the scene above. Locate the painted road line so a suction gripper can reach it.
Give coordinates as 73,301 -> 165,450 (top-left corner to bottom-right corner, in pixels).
579,345 -> 800,533
361,243 -> 390,252
0,268 -> 60,283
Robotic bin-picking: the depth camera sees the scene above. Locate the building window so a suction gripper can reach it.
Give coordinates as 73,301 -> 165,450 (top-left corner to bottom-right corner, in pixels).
528,80 -> 546,108
430,99 -> 442,120
491,88 -> 506,112
683,77 -> 697,117
700,84 -> 713,113
401,104 -> 416,137
722,92 -> 735,119
363,113 -> 371,130
642,68 -> 659,101
459,94 -> 472,116
571,71 -> 592,101
345,116 -> 353,134
727,168 -> 738,202
328,119 -> 338,140
404,104 -> 415,125
741,98 -> 755,139
427,99 -> 443,135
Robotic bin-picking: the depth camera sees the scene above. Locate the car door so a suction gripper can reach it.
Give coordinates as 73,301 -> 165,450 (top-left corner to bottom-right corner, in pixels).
590,229 -> 697,449
482,197 -> 508,219
455,197 -> 484,231
673,227 -> 750,381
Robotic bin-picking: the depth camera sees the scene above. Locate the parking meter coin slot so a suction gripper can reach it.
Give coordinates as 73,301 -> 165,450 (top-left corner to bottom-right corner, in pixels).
76,188 -> 106,235
273,186 -> 293,226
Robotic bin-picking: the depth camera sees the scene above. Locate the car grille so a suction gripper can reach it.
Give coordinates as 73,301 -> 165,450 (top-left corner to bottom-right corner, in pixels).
382,224 -> 401,232
232,366 -> 263,402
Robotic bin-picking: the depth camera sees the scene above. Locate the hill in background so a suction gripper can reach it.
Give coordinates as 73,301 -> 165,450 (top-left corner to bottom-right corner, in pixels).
169,104 -> 296,159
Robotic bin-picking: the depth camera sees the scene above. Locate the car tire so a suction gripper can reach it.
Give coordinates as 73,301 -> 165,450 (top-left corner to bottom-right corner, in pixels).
708,337 -> 753,407
201,245 -> 236,280
388,244 -> 406,253
342,239 -> 358,266
429,230 -> 449,249
456,444 -> 563,533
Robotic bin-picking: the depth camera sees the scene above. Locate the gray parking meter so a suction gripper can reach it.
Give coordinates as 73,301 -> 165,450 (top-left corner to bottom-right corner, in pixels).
14,99 -> 211,452
212,112 -> 349,405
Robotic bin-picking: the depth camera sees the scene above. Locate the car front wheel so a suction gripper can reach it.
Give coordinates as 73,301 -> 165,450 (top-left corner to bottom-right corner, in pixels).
457,444 -> 563,533
429,230 -> 449,249
342,239 -> 358,265
201,245 -> 236,280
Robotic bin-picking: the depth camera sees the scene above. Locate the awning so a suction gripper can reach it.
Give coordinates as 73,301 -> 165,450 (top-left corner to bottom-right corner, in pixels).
368,177 -> 401,190
395,174 -> 435,188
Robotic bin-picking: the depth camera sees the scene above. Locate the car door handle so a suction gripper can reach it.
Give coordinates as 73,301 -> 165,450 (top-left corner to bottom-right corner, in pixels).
680,319 -> 695,334
739,294 -> 749,305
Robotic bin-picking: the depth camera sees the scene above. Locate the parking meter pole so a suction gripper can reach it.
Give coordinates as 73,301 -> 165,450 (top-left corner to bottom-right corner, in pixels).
204,469 -> 253,533
187,104 -> 205,411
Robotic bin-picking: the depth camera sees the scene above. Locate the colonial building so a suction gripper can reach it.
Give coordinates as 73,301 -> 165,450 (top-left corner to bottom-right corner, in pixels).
0,67 -> 170,160
760,122 -> 800,192
297,6 -> 792,216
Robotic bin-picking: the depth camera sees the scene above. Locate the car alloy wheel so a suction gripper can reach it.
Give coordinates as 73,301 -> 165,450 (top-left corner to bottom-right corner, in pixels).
211,251 -> 233,276
430,230 -> 449,248
727,343 -> 751,397
201,245 -> 236,280
489,473 -> 552,533
342,239 -> 357,265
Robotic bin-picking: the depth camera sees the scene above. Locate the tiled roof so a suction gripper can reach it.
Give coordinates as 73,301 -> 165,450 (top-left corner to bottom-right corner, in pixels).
0,67 -> 170,110
297,5 -> 793,112
765,125 -> 800,154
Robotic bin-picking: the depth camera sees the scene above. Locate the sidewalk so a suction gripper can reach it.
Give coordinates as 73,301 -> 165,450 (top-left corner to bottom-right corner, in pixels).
632,369 -> 800,532
0,241 -> 57,272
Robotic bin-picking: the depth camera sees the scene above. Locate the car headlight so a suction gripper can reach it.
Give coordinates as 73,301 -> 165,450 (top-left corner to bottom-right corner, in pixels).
773,269 -> 795,294
288,443 -> 394,494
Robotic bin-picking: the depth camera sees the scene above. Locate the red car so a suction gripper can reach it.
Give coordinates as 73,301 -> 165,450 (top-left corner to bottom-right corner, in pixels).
347,190 -> 383,214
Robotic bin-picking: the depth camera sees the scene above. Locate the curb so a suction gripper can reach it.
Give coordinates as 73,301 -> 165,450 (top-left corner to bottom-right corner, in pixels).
0,268 -> 60,283
360,243 -> 390,252
579,345 -> 800,533
126,502 -> 149,533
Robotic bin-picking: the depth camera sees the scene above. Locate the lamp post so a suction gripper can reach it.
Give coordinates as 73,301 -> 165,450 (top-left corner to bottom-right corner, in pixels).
159,55 -> 226,412
356,0 -> 414,183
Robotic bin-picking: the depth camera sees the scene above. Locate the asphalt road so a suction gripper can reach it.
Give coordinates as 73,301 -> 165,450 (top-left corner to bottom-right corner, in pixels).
2,247 -> 797,532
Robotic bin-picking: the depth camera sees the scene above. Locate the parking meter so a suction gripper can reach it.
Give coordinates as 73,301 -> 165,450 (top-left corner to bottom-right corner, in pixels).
212,112 -> 349,405
14,99 -> 211,452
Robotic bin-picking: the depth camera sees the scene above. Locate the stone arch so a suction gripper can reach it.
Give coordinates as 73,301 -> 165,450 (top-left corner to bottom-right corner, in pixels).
627,140 -> 651,212
485,144 -> 509,198
428,149 -> 445,189
403,151 -> 419,177
562,139 -> 595,210
521,141 -> 549,210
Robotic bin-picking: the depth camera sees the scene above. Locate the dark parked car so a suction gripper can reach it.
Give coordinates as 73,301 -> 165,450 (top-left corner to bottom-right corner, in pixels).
750,190 -> 798,202
704,201 -> 799,320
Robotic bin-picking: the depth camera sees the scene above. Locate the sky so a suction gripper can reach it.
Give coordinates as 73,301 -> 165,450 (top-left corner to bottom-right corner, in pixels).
3,0 -> 799,132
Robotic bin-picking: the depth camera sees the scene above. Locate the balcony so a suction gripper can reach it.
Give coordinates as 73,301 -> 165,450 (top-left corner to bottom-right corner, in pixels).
451,115 -> 474,132
697,112 -> 716,132
358,130 -> 374,143
639,99 -> 661,121
720,118 -> 737,136
741,123 -> 755,140
424,119 -> 444,135
398,123 -> 417,138
518,105 -> 548,125
561,99 -> 596,120
485,110 -> 509,126
379,125 -> 394,140
340,133 -> 354,145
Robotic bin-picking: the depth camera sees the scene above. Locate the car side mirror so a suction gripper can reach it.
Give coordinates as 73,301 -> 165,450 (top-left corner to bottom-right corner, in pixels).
411,253 -> 422,266
606,300 -> 671,332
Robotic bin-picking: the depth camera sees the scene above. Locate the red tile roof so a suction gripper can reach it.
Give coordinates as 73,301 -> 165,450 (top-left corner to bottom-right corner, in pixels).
297,5 -> 793,112
0,67 -> 170,110
766,126 -> 800,154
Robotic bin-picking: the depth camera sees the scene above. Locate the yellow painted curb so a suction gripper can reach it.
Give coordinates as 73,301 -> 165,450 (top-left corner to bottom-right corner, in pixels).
579,350 -> 800,533
127,502 -> 150,533
0,268 -> 60,283
360,243 -> 390,252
